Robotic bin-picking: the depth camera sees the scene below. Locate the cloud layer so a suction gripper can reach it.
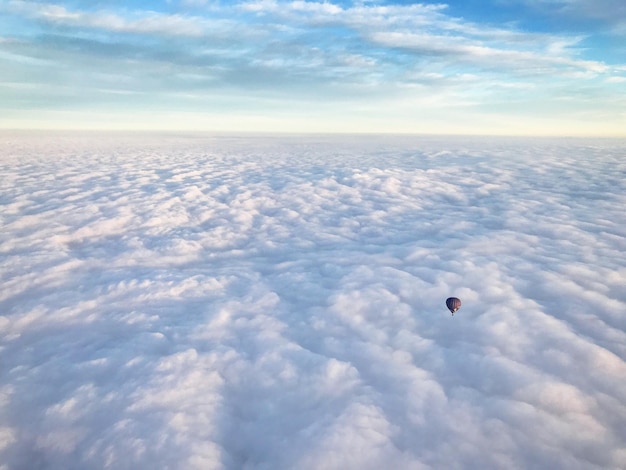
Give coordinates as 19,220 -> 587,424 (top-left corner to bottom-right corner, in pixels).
1,132 -> 625,469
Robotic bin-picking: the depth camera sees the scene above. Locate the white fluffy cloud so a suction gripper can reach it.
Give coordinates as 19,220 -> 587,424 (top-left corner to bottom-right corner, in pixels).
1,133 -> 625,469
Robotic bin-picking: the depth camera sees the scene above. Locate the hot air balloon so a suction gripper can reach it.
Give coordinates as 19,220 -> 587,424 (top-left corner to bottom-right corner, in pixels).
446,297 -> 461,315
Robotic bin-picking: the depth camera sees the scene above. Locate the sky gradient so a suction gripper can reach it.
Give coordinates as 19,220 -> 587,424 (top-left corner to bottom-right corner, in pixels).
1,0 -> 626,135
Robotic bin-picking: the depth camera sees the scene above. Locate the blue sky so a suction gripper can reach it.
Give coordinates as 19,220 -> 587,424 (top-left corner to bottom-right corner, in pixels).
1,0 -> 625,135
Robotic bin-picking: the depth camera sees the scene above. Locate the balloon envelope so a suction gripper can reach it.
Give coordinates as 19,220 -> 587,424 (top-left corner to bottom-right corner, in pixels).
446,297 -> 461,314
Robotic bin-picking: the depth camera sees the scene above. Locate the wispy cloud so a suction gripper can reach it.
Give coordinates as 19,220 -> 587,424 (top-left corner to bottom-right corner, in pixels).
506,0 -> 626,26
7,0 -> 230,37
9,1 -> 606,80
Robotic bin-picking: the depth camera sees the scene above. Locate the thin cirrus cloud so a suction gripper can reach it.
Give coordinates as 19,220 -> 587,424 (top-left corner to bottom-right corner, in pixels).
505,0 -> 626,25
0,0 -> 625,134
5,1 -> 235,37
